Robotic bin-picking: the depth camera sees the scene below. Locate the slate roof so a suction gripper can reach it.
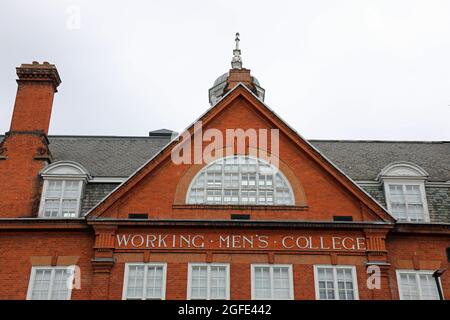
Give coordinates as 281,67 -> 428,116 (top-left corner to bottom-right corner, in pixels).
310,140 -> 450,182
48,136 -> 171,177
1,135 -> 449,181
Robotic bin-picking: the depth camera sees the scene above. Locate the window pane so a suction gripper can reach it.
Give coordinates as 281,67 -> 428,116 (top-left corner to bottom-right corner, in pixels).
254,266 -> 292,300
388,184 -> 426,222
47,180 -> 63,198
63,181 -> 80,198
29,268 -> 72,300
254,267 -> 271,299
146,266 -> 164,299
61,200 -> 78,218
50,269 -> 72,300
418,274 -> 439,300
272,267 -> 290,299
42,180 -> 81,218
316,267 -> 355,300
398,272 -> 439,300
399,273 -> 420,300
187,156 -> 294,205
43,199 -> 61,218
125,265 -> 165,300
190,266 -> 208,299
336,268 -> 355,300
317,268 -> 335,300
30,269 -> 52,300
126,265 -> 145,299
209,266 -> 227,300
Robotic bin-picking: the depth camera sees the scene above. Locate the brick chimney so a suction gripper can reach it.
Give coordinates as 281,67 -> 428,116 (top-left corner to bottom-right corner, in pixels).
10,61 -> 61,134
0,61 -> 61,217
226,68 -> 254,92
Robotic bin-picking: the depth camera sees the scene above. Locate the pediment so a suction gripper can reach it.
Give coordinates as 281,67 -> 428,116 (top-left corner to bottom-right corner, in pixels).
86,84 -> 394,223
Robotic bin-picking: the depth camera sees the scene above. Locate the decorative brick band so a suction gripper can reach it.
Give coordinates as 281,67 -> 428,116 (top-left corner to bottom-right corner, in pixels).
16,61 -> 61,92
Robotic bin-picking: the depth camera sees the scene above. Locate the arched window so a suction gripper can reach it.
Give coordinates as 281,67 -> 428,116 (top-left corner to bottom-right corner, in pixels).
187,156 -> 294,205
39,161 -> 90,218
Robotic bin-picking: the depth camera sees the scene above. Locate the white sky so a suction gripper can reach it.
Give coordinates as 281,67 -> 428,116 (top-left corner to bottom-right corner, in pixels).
0,0 -> 449,140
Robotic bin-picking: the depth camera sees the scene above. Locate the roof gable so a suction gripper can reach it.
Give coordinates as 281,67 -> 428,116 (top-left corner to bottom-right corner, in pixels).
85,84 -> 394,222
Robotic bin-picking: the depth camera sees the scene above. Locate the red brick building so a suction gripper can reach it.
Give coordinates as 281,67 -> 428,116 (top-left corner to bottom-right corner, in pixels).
0,38 -> 449,300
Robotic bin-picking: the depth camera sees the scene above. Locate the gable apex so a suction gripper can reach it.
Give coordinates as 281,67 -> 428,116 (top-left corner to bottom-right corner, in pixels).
85,84 -> 394,223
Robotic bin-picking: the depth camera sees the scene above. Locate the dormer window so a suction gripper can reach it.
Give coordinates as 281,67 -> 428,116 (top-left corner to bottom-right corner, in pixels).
38,161 -> 90,218
378,162 -> 429,222
187,156 -> 294,205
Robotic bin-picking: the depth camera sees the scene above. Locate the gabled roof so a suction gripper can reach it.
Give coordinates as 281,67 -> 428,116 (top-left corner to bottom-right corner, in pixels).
48,135 -> 171,177
310,140 -> 450,182
83,83 -> 395,222
1,137 -> 448,183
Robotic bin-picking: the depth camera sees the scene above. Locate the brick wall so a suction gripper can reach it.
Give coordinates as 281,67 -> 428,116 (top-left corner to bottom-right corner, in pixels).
1,230 -> 441,300
0,230 -> 94,299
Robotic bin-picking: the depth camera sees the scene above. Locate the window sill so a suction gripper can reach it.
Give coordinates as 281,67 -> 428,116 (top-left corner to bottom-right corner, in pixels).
172,204 -> 308,211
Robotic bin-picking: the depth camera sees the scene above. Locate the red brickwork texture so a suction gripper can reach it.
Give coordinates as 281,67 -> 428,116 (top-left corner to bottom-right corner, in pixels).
0,65 -> 448,300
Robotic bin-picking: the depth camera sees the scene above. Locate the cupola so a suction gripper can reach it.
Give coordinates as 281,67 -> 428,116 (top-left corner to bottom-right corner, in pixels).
208,33 -> 265,106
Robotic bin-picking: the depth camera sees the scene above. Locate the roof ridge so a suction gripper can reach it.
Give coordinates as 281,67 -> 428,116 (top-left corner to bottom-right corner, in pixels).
309,140 -> 450,144
1,134 -> 449,144
1,135 -> 449,144
47,135 -> 171,139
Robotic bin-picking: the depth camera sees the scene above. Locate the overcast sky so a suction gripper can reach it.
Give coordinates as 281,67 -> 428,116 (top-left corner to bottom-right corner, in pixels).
1,0 -> 449,140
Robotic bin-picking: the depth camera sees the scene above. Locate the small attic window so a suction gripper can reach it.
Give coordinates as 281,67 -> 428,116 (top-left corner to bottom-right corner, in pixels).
378,162 -> 430,222
38,161 -> 90,218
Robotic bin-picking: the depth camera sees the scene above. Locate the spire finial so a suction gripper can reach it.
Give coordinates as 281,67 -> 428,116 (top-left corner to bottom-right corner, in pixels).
231,32 -> 242,69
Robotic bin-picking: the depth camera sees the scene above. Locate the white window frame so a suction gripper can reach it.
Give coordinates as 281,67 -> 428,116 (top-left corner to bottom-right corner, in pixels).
186,155 -> 295,206
38,178 -> 85,218
187,263 -> 230,300
38,161 -> 90,219
26,266 -> 75,300
313,265 -> 359,300
122,263 -> 167,300
383,179 -> 430,222
251,264 -> 294,300
396,269 -> 442,300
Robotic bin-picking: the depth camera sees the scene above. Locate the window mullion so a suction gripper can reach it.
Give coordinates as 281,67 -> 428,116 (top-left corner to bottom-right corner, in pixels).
255,161 -> 259,205
48,269 -> 55,300
66,267 -> 73,300
416,273 -> 424,300
333,268 -> 338,300
76,181 -> 82,217
270,267 -> 274,300
143,265 -> 148,300
58,181 -> 66,217
207,266 -> 211,300
402,185 -> 411,220
238,163 -> 242,203
221,164 -> 224,204
29,269 -> 37,298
